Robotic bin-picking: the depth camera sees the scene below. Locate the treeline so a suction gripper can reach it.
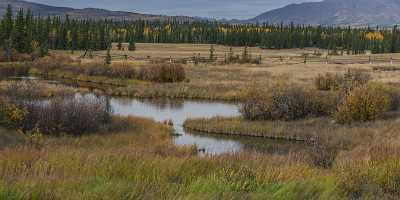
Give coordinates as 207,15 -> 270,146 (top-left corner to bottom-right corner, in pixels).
1,5 -> 400,55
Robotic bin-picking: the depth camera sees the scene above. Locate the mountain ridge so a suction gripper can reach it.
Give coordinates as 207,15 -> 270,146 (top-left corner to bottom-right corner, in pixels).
0,0 -> 195,21
248,0 -> 400,26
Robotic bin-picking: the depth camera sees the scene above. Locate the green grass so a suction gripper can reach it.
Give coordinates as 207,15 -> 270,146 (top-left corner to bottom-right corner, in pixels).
184,116 -> 400,149
1,115 -> 400,199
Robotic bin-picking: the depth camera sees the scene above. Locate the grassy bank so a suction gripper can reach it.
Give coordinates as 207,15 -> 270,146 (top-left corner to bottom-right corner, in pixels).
2,115 -> 400,199
31,47 -> 400,101
1,81 -> 400,199
184,116 -> 400,148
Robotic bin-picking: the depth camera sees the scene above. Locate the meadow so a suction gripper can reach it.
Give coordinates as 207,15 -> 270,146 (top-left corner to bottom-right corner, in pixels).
2,44 -> 400,199
27,44 -> 400,102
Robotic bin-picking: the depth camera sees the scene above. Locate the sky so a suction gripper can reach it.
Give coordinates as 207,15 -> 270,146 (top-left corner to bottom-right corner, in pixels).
26,0 -> 321,19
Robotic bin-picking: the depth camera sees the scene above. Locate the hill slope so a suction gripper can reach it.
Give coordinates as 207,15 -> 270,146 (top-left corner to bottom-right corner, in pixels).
249,0 -> 400,26
0,0 -> 194,21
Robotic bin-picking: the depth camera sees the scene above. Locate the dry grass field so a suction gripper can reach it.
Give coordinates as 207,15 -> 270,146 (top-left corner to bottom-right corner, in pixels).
2,44 -> 400,199
53,43 -> 400,84
48,43 -> 400,100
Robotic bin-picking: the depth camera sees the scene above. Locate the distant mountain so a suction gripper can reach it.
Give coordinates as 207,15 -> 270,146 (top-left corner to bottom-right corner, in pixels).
0,0 -> 195,21
248,0 -> 400,26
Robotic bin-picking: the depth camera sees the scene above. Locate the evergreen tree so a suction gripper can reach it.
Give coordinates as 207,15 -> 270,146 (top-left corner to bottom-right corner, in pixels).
242,46 -> 249,62
105,48 -> 112,65
13,9 -> 27,53
128,38 -> 136,51
209,45 -> 215,61
1,5 -> 13,42
39,40 -> 49,57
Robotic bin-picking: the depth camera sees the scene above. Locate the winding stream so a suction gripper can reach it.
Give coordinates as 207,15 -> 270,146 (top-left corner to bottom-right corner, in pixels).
110,97 -> 243,154
109,97 -> 308,155
8,77 -> 307,155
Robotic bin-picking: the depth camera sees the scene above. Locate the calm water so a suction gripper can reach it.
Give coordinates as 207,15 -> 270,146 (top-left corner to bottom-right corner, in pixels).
110,98 -> 244,154
109,97 -> 309,155
8,77 -> 307,155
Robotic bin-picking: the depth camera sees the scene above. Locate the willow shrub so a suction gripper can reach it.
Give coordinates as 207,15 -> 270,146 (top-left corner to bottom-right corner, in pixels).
0,63 -> 30,79
334,84 -> 392,124
138,63 -> 185,83
1,82 -> 112,135
241,84 -> 337,121
315,69 -> 371,91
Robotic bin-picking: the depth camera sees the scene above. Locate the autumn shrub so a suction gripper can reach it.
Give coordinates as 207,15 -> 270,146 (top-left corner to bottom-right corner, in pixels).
138,63 -> 185,82
0,98 -> 26,129
1,82 -> 112,135
3,95 -> 111,135
314,72 -> 342,91
33,56 -> 137,80
241,84 -> 336,121
33,54 -> 78,74
307,90 -> 340,116
2,81 -> 44,100
334,84 -> 392,124
0,63 -> 30,78
83,62 -> 111,76
315,69 -> 371,91
0,49 -> 33,62
109,62 -> 136,79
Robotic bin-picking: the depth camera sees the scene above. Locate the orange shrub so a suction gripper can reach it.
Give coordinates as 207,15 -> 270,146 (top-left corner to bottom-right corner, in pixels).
334,84 -> 391,124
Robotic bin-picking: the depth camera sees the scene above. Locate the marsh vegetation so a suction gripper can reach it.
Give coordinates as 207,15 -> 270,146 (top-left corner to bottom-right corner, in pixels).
2,44 -> 400,199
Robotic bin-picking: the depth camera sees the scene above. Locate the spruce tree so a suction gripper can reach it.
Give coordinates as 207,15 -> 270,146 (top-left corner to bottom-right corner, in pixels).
105,48 -> 112,65
128,37 -> 136,51
39,40 -> 49,57
1,5 -> 13,42
13,9 -> 27,53
209,45 -> 215,61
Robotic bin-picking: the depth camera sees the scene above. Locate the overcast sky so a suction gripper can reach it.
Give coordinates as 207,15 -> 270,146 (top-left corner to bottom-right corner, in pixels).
26,0 -> 321,19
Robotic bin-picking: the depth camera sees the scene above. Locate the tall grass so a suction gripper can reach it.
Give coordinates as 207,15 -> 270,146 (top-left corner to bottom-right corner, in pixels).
2,113 -> 400,199
33,55 -> 185,83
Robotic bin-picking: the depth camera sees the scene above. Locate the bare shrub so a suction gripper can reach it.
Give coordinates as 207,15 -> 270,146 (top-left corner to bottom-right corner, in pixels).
109,62 -> 136,79
2,81 -> 43,100
0,49 -> 33,62
385,86 -> 400,111
241,84 -> 336,121
0,63 -> 30,78
33,54 -> 77,74
4,95 -> 111,135
1,82 -> 111,135
315,69 -> 371,91
83,62 -> 111,76
33,56 -> 136,80
138,63 -> 185,83
334,84 -> 391,124
314,73 -> 342,91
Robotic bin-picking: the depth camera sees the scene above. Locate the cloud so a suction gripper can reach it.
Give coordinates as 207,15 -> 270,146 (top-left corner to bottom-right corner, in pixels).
26,0 -> 321,19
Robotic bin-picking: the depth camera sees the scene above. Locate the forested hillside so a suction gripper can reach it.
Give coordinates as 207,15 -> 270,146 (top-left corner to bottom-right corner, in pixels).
1,5 -> 400,55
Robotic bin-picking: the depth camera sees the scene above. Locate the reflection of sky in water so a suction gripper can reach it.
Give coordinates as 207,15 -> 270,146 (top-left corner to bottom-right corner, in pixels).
9,78 -> 310,155
110,98 -> 244,155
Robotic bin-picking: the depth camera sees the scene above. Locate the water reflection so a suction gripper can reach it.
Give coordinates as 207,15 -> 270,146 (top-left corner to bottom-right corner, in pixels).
110,97 -> 245,154
110,97 -> 311,155
114,98 -> 184,110
6,77 -> 307,155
